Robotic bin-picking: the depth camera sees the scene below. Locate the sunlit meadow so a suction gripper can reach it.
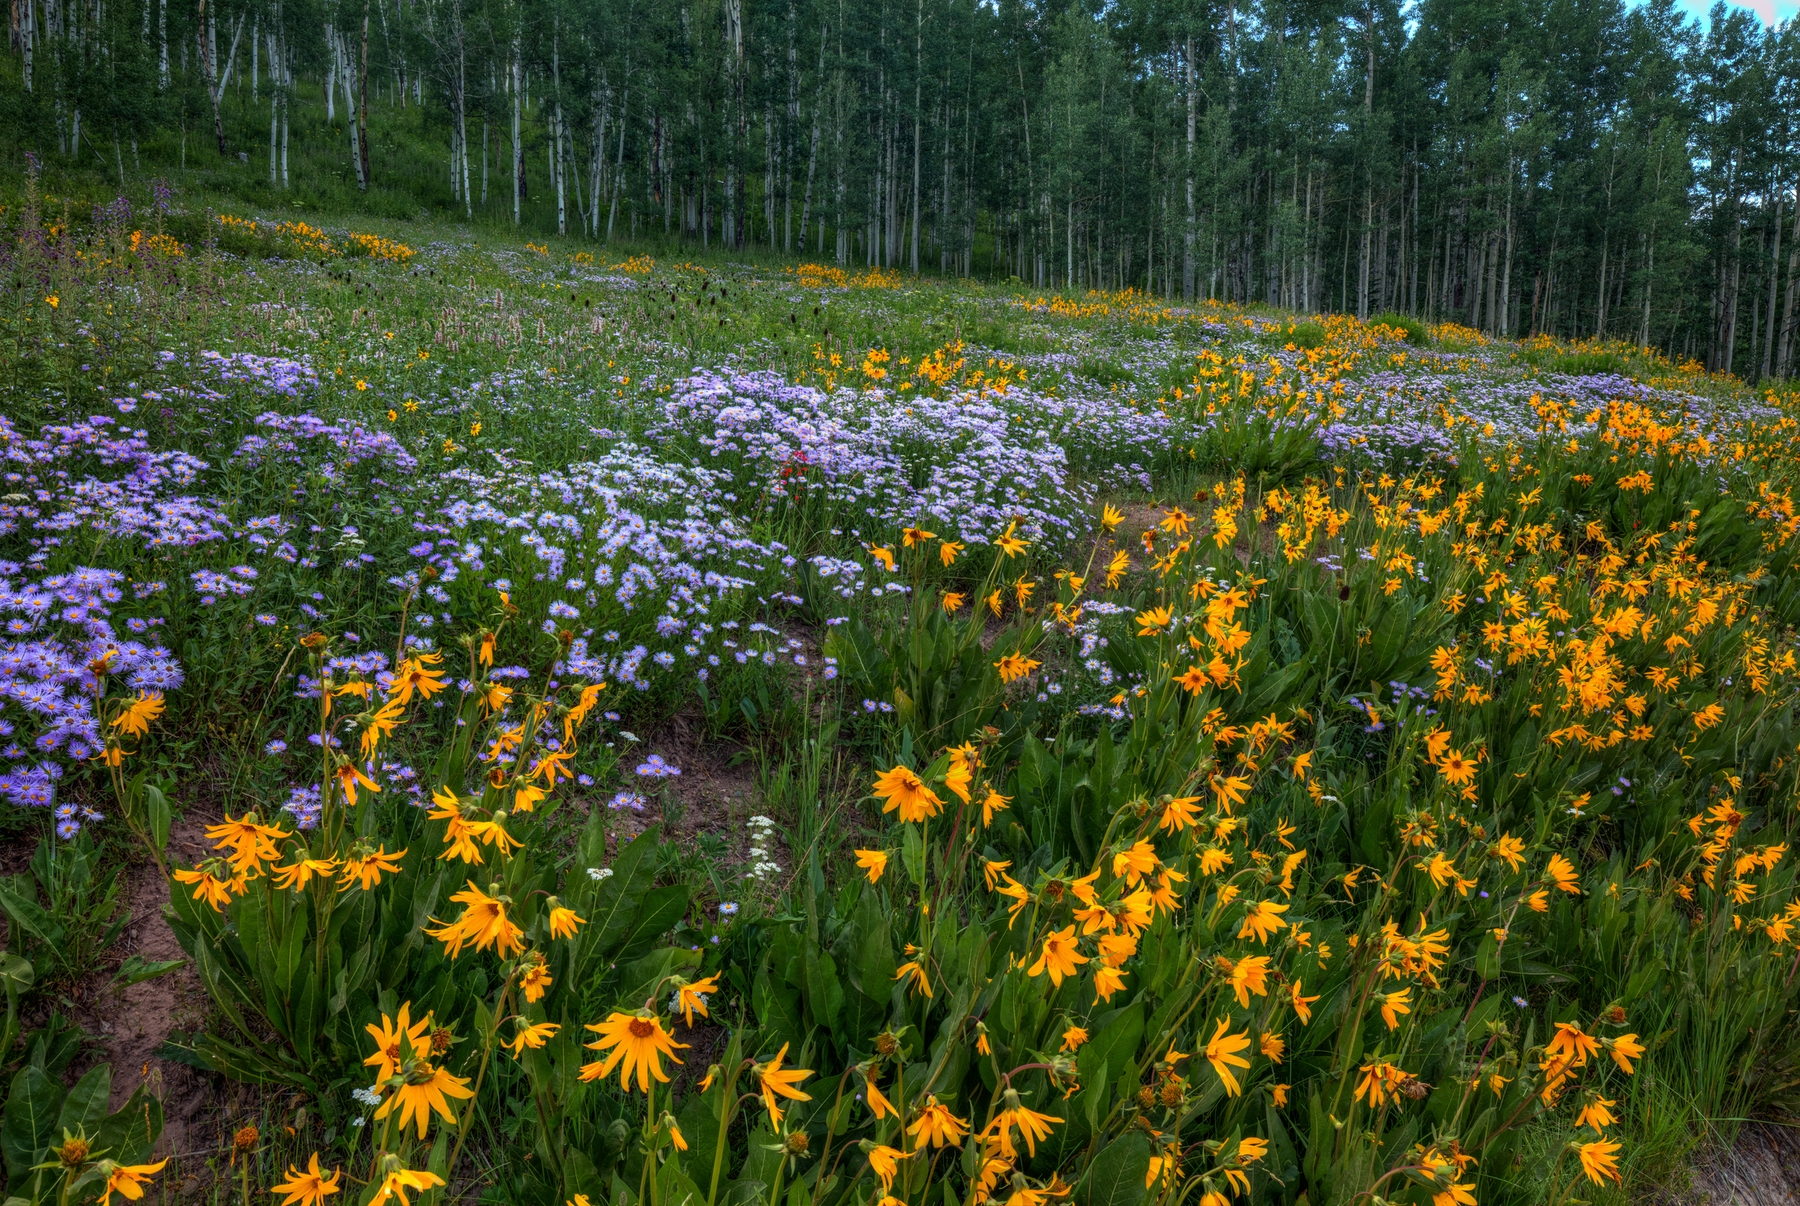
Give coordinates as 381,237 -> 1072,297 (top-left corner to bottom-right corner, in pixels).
3,175 -> 1800,1206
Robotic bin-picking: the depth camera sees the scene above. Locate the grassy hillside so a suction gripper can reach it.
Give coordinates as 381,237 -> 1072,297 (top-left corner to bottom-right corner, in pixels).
0,186 -> 1797,1206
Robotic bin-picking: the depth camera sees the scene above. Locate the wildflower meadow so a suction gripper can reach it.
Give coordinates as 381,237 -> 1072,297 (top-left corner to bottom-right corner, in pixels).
2,178 -> 1800,1206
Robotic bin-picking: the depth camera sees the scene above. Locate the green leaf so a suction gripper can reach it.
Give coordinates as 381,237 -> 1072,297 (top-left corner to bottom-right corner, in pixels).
54,1066 -> 110,1139
0,957 -> 32,999
616,886 -> 690,962
2,1067 -> 62,1189
801,940 -> 845,1031
1077,1002 -> 1145,1089
656,1159 -> 705,1206
901,822 -> 925,887
96,1086 -> 162,1166
144,785 -> 171,853
587,830 -> 660,956
613,947 -> 698,1014
675,1093 -> 726,1198
0,885 -> 62,948
111,956 -> 185,989
1079,1132 -> 1150,1206
1475,932 -> 1502,980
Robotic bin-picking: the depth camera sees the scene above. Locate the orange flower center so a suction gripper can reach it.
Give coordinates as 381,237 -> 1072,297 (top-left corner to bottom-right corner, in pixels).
628,1018 -> 657,1039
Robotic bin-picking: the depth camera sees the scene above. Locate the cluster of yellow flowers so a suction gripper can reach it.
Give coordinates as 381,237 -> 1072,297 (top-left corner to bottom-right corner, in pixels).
347,232 -> 415,262
127,230 -> 183,257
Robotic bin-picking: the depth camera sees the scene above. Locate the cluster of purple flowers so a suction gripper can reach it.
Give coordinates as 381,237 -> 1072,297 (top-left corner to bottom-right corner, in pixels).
283,784 -> 323,829
232,411 -> 419,477
656,369 -> 1124,549
196,350 -> 320,397
634,754 -> 680,778
0,561 -> 184,835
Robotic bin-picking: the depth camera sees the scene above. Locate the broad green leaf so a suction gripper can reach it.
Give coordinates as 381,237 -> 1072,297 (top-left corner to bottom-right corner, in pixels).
616,885 -> 690,961
144,785 -> 171,853
2,1066 -> 62,1189
96,1086 -> 162,1166
901,822 -> 925,887
0,885 -> 62,948
54,1066 -> 109,1139
111,956 -> 185,988
0,957 -> 31,999
587,829 -> 660,956
1079,1132 -> 1150,1206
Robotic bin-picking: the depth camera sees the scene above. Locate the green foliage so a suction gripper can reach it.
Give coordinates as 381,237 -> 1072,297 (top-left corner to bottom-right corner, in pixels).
2,193 -> 1800,1206
0,835 -> 126,986
1286,321 -> 1328,349
1368,313 -> 1430,346
1550,351 -> 1635,377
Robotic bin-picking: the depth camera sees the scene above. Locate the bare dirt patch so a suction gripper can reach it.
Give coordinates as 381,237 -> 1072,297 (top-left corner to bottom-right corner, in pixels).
580,705 -> 764,880
80,817 -> 215,1157
1667,1122 -> 1800,1205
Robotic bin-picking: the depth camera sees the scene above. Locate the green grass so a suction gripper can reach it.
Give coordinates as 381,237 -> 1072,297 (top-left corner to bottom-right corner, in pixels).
1,194 -> 1797,1206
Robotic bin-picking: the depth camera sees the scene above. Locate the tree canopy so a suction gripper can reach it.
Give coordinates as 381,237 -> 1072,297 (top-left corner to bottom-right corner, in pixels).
5,0 -> 1800,374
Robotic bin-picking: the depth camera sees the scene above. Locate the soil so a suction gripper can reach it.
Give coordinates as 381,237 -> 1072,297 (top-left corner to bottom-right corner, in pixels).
80,816 -> 217,1159
1668,1122 -> 1800,1205
601,703 -> 762,859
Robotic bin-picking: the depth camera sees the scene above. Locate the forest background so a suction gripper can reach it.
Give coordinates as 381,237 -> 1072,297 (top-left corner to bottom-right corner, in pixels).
4,0 -> 1800,379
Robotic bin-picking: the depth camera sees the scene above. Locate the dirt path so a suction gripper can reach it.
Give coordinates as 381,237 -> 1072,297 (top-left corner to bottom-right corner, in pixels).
1670,1123 -> 1800,1205
88,819 -> 214,1159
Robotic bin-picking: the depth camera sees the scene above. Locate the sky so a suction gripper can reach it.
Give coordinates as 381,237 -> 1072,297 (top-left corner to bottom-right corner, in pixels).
1668,0 -> 1797,25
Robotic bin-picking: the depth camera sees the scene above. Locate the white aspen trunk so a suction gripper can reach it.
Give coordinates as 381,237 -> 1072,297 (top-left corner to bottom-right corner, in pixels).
784,1 -> 797,251
251,14 -> 257,100
597,79 -> 619,237
571,101 -> 590,236
764,103 -> 776,247
833,4 -> 846,264
553,31 -> 566,237
377,0 -> 400,107
1303,166 -> 1313,311
1763,191 -> 1782,379
1594,242 -> 1608,339
155,0 -> 169,92
324,22 -> 336,121
357,4 -> 370,188
555,111 -> 567,235
909,0 -> 921,273
799,25 -> 824,249
26,0 -> 38,94
458,31 -> 471,216
940,93 -> 951,272
1183,36 -> 1194,300
511,46 -> 522,225
1499,161 -> 1515,336
1356,7 -> 1373,320
723,0 -> 742,247
268,25 -> 278,183
833,81 -> 846,264
1780,184 -> 1800,377
342,30 -> 364,189
1724,217 -> 1742,374
606,80 -> 628,240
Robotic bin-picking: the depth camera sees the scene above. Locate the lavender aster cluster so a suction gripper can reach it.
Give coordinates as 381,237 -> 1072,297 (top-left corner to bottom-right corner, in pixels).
0,562 -> 183,835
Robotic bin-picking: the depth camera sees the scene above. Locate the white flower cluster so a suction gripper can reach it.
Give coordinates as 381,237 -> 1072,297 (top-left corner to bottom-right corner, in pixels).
744,814 -> 782,881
